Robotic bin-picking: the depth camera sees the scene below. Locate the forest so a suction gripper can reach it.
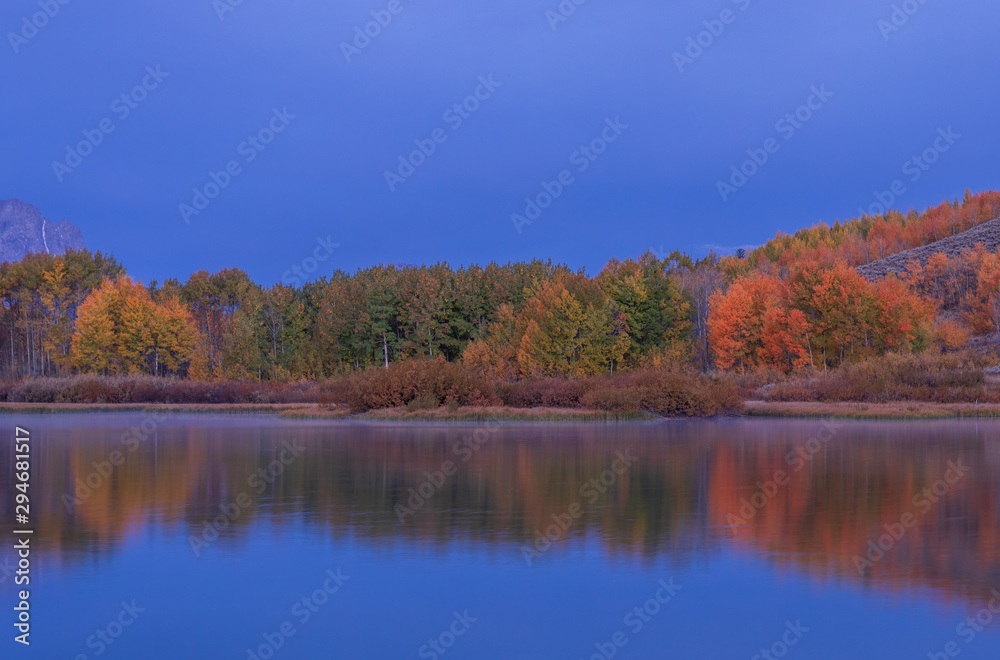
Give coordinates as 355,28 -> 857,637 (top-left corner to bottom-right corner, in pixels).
3,189 -> 1000,407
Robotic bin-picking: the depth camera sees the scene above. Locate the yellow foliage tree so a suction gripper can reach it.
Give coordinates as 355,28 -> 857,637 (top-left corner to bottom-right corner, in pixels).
39,258 -> 74,373
71,277 -> 202,376
70,283 -> 117,374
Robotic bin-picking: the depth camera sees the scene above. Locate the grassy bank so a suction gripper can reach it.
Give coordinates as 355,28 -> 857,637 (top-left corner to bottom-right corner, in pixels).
0,402 -> 318,415
6,399 -> 1000,421
745,400 -> 1000,420
0,402 -> 654,422
355,406 -> 651,422
279,405 -> 654,422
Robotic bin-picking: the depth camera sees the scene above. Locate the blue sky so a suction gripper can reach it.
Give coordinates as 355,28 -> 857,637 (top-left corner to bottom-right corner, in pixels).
3,0 -> 998,285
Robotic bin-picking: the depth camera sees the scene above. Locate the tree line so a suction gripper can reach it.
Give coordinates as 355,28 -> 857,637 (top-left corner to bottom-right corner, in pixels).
0,250 -> 717,380
2,189 -> 998,380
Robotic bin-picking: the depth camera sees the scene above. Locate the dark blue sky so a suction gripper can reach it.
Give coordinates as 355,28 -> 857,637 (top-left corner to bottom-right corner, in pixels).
3,0 -> 998,285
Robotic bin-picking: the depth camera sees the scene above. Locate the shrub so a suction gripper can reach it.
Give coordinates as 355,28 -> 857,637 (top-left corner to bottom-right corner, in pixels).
0,363 -> 746,416
934,319 -> 972,352
620,371 -> 743,417
0,376 -> 322,404
767,352 -> 991,403
495,378 -> 590,408
344,359 -> 500,412
499,370 -> 743,417
406,394 -> 440,412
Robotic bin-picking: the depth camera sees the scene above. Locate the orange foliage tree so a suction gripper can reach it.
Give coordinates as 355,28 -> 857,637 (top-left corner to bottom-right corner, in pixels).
744,190 -> 1000,271
963,248 -> 1000,336
71,276 -> 202,376
709,262 -> 933,372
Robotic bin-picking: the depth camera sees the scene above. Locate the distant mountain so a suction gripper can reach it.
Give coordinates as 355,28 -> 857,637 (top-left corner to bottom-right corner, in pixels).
0,199 -> 85,264
857,214 -> 1000,281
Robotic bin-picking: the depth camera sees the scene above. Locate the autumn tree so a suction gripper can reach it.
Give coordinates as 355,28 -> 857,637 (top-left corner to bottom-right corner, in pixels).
598,251 -> 690,368
462,304 -> 522,381
70,282 -> 117,374
672,254 -> 727,370
707,273 -> 784,372
71,276 -> 201,376
710,262 -> 933,373
181,268 -> 256,377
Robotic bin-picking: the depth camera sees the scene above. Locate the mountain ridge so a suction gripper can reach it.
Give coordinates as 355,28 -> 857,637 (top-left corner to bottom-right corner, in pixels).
0,199 -> 85,264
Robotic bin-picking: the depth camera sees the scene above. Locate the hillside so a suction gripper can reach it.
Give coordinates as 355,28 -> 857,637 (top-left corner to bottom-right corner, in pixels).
857,215 -> 1000,281
0,199 -> 85,264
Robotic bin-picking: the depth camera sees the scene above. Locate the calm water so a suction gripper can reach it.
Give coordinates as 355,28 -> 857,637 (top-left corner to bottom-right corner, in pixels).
2,415 -> 1000,659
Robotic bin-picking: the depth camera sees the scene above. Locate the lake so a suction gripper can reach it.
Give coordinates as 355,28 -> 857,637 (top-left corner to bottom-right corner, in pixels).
2,415 -> 999,659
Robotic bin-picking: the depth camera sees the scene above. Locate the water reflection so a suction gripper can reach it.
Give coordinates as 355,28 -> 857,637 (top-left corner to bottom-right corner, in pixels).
2,416 -> 999,610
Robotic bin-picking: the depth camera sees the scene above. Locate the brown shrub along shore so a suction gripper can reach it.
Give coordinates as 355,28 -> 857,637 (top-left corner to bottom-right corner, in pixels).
0,376 -> 324,405
758,353 -> 1000,404
0,362 -> 743,418
3,352 -> 1000,420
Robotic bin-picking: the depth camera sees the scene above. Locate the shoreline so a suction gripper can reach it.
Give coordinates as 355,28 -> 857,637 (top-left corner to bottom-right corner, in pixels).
0,402 -> 656,421
4,401 -> 1000,421
745,400 -> 1000,420
0,403 -> 317,415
